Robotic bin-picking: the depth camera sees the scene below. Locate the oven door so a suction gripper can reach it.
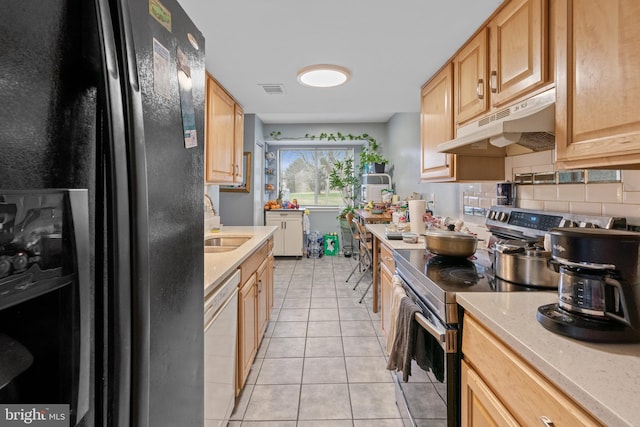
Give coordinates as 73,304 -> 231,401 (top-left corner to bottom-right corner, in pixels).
393,272 -> 460,427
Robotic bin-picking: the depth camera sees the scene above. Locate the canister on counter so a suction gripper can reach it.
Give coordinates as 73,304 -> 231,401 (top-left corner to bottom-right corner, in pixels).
496,182 -> 515,206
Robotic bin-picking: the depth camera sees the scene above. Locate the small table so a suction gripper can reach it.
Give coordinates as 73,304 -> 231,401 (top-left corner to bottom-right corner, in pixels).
364,223 -> 424,313
354,209 -> 392,224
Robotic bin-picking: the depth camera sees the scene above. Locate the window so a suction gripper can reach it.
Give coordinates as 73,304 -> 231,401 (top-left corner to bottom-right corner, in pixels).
278,148 -> 355,206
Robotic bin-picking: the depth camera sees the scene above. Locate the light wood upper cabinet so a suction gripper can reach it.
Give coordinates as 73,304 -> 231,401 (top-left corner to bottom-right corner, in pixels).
205,73 -> 244,184
454,28 -> 489,126
453,0 -> 549,127
421,64 -> 505,182
489,0 -> 548,108
555,0 -> 640,169
421,64 -> 455,181
234,103 -> 244,183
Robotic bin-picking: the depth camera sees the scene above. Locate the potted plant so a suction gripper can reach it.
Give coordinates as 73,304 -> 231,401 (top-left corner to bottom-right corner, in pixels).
329,157 -> 360,256
359,140 -> 389,174
329,157 -> 360,219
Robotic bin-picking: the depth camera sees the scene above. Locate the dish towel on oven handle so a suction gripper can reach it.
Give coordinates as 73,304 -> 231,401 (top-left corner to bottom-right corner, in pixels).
385,275 -> 408,356
386,296 -> 421,382
414,323 -> 445,382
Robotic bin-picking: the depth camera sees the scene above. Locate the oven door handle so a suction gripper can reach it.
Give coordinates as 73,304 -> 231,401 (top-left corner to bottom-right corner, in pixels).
414,312 -> 447,351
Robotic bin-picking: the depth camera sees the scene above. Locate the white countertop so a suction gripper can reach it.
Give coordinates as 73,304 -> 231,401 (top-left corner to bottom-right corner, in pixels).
365,223 -> 426,250
204,226 -> 277,296
457,292 -> 640,427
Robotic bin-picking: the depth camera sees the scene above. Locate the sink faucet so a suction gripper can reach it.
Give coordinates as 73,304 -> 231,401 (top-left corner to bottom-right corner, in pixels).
204,194 -> 216,216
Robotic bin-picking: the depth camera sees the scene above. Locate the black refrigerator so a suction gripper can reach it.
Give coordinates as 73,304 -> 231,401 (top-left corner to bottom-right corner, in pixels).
0,0 -> 206,426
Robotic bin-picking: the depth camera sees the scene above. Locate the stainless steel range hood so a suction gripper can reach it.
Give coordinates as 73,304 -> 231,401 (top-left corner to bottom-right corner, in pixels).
437,89 -> 556,155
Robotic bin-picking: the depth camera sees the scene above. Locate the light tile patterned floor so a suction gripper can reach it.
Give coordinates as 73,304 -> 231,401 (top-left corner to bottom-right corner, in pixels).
229,255 -> 405,427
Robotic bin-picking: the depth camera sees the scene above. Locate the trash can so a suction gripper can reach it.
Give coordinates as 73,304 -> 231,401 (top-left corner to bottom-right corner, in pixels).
307,231 -> 323,258
323,233 -> 339,256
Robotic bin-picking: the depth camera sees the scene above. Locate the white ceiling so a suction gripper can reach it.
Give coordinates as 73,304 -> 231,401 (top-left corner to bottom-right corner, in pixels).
177,0 -> 504,124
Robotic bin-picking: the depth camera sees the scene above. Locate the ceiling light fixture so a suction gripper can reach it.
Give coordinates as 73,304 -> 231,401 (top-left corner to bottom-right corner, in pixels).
297,64 -> 350,88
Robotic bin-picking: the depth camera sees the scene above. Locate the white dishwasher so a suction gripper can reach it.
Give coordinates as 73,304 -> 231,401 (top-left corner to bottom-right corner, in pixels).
204,269 -> 240,427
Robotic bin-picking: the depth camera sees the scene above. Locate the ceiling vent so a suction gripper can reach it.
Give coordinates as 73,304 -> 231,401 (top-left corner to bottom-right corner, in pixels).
259,84 -> 286,95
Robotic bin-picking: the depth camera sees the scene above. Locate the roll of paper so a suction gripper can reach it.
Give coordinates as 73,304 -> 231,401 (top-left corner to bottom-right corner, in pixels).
408,200 -> 427,235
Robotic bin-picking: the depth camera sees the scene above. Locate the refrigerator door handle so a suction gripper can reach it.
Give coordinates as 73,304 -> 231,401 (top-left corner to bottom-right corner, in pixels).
96,0 -> 134,425
113,0 -> 152,425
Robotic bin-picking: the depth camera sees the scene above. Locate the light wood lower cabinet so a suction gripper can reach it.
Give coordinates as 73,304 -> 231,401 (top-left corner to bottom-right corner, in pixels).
379,242 -> 395,340
237,274 -> 257,393
462,314 -> 603,426
461,360 -> 519,427
236,239 -> 274,394
256,258 -> 269,339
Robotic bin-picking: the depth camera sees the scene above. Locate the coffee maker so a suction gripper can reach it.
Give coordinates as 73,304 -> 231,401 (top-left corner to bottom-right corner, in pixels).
537,228 -> 640,342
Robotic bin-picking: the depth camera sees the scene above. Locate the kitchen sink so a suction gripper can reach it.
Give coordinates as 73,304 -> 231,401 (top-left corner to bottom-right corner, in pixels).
204,235 -> 252,253
204,246 -> 237,253
205,236 -> 251,247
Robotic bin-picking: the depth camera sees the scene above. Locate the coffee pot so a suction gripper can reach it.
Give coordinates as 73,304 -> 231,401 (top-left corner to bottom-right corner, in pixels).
537,228 -> 640,342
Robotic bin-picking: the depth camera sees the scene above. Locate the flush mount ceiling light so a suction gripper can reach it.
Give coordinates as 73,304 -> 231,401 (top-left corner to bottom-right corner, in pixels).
297,64 -> 351,88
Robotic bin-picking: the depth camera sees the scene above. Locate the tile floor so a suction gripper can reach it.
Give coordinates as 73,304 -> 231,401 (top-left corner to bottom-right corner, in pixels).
229,254 -> 405,427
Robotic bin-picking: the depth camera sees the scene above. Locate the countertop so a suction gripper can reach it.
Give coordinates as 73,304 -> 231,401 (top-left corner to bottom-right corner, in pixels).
365,223 -> 425,250
264,208 -> 304,213
457,292 -> 640,427
204,226 -> 278,296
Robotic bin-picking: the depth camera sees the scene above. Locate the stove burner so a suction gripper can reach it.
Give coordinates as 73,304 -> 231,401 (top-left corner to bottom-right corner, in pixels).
425,256 -> 481,286
447,269 -> 481,285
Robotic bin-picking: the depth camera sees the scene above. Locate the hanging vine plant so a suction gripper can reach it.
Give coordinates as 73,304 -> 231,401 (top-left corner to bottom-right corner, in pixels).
269,130 -> 377,146
268,130 -> 388,173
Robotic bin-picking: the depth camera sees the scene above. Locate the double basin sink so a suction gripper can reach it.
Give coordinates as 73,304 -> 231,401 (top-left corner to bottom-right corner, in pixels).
204,235 -> 252,253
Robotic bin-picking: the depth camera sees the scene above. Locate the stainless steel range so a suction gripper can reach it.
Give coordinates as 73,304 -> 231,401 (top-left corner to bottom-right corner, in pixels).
391,206 -> 626,427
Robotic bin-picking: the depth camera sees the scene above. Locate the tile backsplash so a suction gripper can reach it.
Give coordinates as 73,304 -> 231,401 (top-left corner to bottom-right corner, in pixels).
462,151 -> 640,226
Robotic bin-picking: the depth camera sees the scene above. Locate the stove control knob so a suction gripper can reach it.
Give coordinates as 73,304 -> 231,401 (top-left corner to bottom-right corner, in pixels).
560,219 -> 577,227
488,210 -> 496,220
579,221 -> 598,228
498,212 -> 508,222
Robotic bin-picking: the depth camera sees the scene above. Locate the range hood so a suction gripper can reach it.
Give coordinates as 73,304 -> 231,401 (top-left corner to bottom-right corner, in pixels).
437,89 -> 556,154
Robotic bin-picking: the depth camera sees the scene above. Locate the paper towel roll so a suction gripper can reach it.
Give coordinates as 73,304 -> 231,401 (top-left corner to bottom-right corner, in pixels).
408,200 -> 427,235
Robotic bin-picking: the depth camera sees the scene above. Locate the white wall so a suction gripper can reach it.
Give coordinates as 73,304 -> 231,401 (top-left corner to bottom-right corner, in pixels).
386,113 -> 461,218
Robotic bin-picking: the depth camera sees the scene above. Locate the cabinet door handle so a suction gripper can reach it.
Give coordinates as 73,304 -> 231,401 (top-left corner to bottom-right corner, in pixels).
383,256 -> 393,262
476,78 -> 484,99
490,70 -> 497,93
258,280 -> 262,293
539,416 -> 554,427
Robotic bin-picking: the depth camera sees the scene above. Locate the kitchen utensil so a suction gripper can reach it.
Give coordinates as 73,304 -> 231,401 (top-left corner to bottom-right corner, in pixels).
493,242 -> 558,287
402,232 -> 418,244
537,228 -> 640,342
424,230 -> 477,257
